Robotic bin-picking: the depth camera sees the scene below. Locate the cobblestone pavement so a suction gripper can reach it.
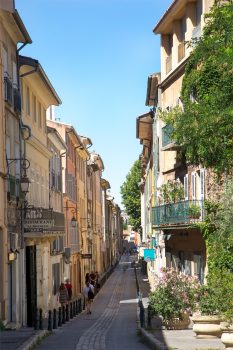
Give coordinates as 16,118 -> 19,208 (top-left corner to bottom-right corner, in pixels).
76,272 -> 123,350
35,256 -> 149,350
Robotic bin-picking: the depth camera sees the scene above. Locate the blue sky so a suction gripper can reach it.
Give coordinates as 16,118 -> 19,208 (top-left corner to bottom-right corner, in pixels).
16,0 -> 172,206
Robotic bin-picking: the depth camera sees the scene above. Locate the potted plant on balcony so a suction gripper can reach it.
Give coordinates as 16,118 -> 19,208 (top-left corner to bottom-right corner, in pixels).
188,203 -> 201,219
149,268 -> 200,330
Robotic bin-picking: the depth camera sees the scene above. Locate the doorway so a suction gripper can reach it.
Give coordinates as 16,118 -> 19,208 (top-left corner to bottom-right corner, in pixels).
26,245 -> 37,326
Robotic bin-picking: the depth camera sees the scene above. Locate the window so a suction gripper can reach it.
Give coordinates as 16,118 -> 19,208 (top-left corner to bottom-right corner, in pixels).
15,142 -> 20,177
43,108 -> 46,131
184,174 -> 189,200
12,62 -> 17,88
200,169 -> 205,200
26,86 -> 30,116
33,95 -> 37,122
196,0 -> 202,26
21,81 -> 24,110
191,172 -> 196,200
38,102 -> 42,128
52,263 -> 60,295
167,34 -> 173,55
3,46 -> 8,76
41,175 -> 44,207
181,17 -> 186,41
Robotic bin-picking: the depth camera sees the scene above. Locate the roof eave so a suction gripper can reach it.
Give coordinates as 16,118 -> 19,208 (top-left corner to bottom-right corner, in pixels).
13,10 -> 32,44
19,55 -> 61,105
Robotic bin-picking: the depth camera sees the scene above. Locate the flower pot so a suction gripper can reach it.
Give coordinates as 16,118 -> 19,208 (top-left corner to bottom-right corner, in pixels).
164,312 -> 190,330
220,322 -> 233,349
192,315 -> 222,338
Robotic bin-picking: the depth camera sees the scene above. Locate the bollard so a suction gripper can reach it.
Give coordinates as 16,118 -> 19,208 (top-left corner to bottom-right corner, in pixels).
75,300 -> 78,314
34,308 -> 39,330
62,305 -> 66,324
139,301 -> 145,328
79,298 -> 82,313
82,297 -> 85,311
48,310 -> 52,331
58,307 -> 62,327
70,302 -> 73,319
39,308 -> 43,330
53,309 -> 57,329
66,303 -> 69,322
73,301 -> 76,316
147,305 -> 152,328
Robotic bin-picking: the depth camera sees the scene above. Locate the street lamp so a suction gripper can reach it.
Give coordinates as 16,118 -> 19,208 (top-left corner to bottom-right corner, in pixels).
63,206 -> 78,228
20,174 -> 30,194
71,211 -> 77,228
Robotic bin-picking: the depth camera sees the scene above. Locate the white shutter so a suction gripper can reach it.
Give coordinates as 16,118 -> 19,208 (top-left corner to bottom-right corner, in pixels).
3,47 -> 8,75
13,61 -> 17,87
184,174 -> 188,200
191,172 -> 196,200
200,169 -> 205,200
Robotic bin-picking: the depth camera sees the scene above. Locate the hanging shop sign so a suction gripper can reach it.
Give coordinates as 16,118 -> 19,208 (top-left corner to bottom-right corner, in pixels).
81,253 -> 92,259
144,248 -> 155,262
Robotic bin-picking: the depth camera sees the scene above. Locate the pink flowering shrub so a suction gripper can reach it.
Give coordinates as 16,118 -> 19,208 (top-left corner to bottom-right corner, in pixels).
149,268 -> 200,322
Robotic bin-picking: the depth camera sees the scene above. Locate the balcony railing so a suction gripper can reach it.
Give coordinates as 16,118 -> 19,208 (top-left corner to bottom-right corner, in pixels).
152,200 -> 204,227
166,55 -> 172,74
178,41 -> 185,62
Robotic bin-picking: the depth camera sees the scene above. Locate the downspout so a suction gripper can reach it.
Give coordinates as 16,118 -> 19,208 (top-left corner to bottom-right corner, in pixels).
16,40 -> 31,327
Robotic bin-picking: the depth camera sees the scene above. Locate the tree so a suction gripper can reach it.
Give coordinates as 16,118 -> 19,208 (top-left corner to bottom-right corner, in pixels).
120,160 -> 141,230
161,1 -> 233,175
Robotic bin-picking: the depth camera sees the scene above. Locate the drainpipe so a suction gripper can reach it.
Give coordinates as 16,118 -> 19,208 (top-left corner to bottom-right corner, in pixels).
16,40 -> 31,327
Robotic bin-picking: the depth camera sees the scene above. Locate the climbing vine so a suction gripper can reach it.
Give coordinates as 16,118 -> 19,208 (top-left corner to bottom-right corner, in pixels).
160,1 -> 233,175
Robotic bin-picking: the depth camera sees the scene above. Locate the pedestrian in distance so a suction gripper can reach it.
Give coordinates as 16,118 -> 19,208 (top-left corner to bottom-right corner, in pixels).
95,271 -> 100,293
83,281 -> 94,314
90,271 -> 96,287
65,278 -> 72,301
58,282 -> 69,307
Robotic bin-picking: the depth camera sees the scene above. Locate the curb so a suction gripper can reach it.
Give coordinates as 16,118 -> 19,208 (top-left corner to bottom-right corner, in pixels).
16,330 -> 51,350
137,306 -> 167,350
138,326 -> 167,350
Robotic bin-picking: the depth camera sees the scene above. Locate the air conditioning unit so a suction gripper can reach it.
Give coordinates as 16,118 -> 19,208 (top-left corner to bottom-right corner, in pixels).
63,247 -> 71,259
4,76 -> 13,106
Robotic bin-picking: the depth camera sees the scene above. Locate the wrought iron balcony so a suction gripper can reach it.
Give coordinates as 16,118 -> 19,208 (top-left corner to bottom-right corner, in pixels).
152,200 -> 204,228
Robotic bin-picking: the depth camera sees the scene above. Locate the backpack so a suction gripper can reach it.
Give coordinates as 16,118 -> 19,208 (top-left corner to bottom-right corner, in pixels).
88,287 -> 94,300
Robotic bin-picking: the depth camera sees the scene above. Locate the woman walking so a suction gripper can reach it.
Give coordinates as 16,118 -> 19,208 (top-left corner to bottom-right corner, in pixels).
58,282 -> 68,307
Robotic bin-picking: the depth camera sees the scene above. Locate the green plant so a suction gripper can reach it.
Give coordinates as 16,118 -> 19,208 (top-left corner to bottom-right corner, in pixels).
197,269 -> 233,322
149,268 -> 200,323
188,204 -> 201,218
0,320 -> 5,331
159,1 -> 233,175
120,160 -> 141,230
160,179 -> 184,204
198,285 -> 220,316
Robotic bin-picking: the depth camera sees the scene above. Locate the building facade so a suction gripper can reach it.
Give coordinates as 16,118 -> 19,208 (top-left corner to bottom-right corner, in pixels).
137,0 -> 216,286
0,2 -> 31,326
19,55 -> 62,325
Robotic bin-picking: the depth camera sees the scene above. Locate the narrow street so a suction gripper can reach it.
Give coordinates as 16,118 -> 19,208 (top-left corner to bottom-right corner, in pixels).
35,256 -> 149,350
